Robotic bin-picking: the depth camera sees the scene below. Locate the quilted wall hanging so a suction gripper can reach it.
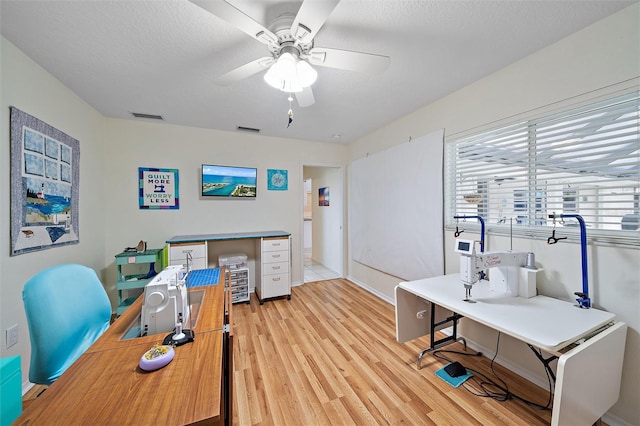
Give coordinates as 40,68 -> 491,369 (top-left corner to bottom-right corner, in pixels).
10,107 -> 80,255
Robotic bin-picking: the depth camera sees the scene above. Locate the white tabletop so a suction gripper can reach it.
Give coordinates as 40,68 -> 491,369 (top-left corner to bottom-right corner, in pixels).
398,274 -> 616,353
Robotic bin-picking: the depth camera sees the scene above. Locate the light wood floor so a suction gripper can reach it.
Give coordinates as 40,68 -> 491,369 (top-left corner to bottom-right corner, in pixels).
231,279 -> 553,425
24,279 -> 556,425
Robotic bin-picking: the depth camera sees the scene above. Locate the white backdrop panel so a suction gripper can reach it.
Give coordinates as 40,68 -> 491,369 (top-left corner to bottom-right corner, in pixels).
350,130 -> 444,281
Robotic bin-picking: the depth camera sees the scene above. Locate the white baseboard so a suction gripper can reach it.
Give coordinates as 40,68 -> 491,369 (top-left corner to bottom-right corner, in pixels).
600,411 -> 633,426
346,275 -> 395,305
22,380 -> 34,396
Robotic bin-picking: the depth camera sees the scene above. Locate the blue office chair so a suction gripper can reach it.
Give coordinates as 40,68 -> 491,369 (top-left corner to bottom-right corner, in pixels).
22,264 -> 111,386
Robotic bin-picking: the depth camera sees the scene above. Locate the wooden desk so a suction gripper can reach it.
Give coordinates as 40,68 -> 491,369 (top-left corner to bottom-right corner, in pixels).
16,273 -> 231,425
16,331 -> 223,425
395,273 -> 627,426
88,278 -> 225,353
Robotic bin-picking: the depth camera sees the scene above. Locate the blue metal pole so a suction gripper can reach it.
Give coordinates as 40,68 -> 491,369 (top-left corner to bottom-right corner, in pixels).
453,215 -> 485,252
549,213 -> 591,308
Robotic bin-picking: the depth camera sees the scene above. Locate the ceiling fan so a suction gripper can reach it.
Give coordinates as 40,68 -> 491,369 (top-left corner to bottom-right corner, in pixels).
189,0 -> 391,107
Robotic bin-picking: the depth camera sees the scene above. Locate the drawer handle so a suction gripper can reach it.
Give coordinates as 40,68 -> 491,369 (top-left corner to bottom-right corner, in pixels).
272,243 -> 280,246
272,266 -> 280,270
182,250 -> 193,254
272,254 -> 280,258
273,277 -> 280,281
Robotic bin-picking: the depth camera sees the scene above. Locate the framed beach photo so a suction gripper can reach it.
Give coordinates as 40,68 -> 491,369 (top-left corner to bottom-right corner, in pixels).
201,164 -> 257,198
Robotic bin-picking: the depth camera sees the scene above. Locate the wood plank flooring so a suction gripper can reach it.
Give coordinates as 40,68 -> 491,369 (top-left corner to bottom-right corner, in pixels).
232,279 -> 553,425
23,278 -> 556,425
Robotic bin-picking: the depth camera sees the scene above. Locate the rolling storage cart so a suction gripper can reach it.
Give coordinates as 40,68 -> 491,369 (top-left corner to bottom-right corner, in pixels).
219,253 -> 250,304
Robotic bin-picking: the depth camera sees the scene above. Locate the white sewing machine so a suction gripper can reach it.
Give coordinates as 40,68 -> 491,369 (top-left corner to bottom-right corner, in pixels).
454,239 -> 538,302
141,265 -> 190,336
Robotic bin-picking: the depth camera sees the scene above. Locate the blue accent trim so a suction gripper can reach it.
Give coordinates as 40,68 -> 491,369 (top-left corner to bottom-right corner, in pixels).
549,214 -> 591,309
453,215 -> 485,252
167,231 -> 290,244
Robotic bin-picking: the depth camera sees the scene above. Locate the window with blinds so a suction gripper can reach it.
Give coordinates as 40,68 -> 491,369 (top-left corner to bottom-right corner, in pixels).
445,91 -> 640,246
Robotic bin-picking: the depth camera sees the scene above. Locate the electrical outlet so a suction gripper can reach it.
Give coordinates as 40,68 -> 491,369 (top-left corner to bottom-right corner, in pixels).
6,324 -> 18,348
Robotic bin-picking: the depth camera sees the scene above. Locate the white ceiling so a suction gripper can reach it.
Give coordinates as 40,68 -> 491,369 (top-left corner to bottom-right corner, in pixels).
1,0 -> 634,144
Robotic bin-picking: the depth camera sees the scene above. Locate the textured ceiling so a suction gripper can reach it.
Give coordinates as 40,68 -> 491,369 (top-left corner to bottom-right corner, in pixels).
0,0 -> 634,144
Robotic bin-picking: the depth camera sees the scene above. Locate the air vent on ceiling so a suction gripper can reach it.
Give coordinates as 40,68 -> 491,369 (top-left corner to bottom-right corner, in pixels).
237,126 -> 260,133
131,112 -> 164,120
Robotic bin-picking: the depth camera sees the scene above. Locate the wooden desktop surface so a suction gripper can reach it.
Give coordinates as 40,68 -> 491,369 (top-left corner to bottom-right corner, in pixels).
16,331 -> 223,425
16,273 -> 227,425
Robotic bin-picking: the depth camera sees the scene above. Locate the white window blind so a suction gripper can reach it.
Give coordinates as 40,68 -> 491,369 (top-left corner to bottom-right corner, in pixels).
445,91 -> 640,247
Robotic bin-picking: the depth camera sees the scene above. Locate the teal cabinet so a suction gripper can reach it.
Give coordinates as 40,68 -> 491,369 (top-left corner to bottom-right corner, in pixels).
1,356 -> 21,426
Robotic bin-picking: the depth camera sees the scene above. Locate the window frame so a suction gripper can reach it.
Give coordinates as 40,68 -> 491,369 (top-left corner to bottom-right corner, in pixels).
444,90 -> 640,249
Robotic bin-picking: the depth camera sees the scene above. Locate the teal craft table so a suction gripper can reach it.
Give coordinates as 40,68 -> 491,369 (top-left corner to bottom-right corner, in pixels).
114,248 -> 163,315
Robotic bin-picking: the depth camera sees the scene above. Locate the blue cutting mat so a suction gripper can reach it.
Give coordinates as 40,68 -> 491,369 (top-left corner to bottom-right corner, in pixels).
435,363 -> 473,388
186,268 -> 220,287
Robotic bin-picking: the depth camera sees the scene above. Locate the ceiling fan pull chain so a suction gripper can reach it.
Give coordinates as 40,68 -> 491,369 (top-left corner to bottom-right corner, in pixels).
287,94 -> 294,128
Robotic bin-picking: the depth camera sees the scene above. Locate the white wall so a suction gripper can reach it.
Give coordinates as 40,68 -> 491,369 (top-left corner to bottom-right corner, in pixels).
347,5 -> 639,425
101,119 -> 347,303
0,37 -> 107,384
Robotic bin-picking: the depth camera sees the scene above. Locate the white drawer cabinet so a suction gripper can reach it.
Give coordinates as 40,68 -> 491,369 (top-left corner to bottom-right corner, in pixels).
255,236 -> 291,304
169,242 -> 207,270
166,231 -> 291,306
262,261 -> 289,275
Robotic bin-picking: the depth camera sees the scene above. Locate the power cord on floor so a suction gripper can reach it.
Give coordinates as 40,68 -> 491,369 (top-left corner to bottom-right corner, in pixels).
432,332 -> 553,411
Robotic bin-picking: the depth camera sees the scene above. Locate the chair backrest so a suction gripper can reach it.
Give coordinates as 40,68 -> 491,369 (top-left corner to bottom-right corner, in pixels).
22,264 -> 111,385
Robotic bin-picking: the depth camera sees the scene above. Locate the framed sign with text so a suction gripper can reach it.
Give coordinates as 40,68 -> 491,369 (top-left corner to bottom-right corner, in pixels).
139,167 -> 179,209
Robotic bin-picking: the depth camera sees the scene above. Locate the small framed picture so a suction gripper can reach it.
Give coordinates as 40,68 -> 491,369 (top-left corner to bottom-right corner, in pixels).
267,169 -> 288,191
319,187 -> 330,206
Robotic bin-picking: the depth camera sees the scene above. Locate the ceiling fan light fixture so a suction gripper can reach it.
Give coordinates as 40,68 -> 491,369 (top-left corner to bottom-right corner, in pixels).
296,60 -> 317,87
264,51 -> 317,93
281,78 -> 304,93
264,63 -> 300,92
274,52 -> 297,80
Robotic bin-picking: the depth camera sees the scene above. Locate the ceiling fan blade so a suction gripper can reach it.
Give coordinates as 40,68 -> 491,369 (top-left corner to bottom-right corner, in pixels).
214,56 -> 274,86
295,86 -> 315,107
190,0 -> 278,45
291,0 -> 340,45
308,47 -> 390,74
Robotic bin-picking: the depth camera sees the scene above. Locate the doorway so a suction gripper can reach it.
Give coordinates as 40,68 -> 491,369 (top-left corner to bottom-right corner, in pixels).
302,166 -> 344,283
